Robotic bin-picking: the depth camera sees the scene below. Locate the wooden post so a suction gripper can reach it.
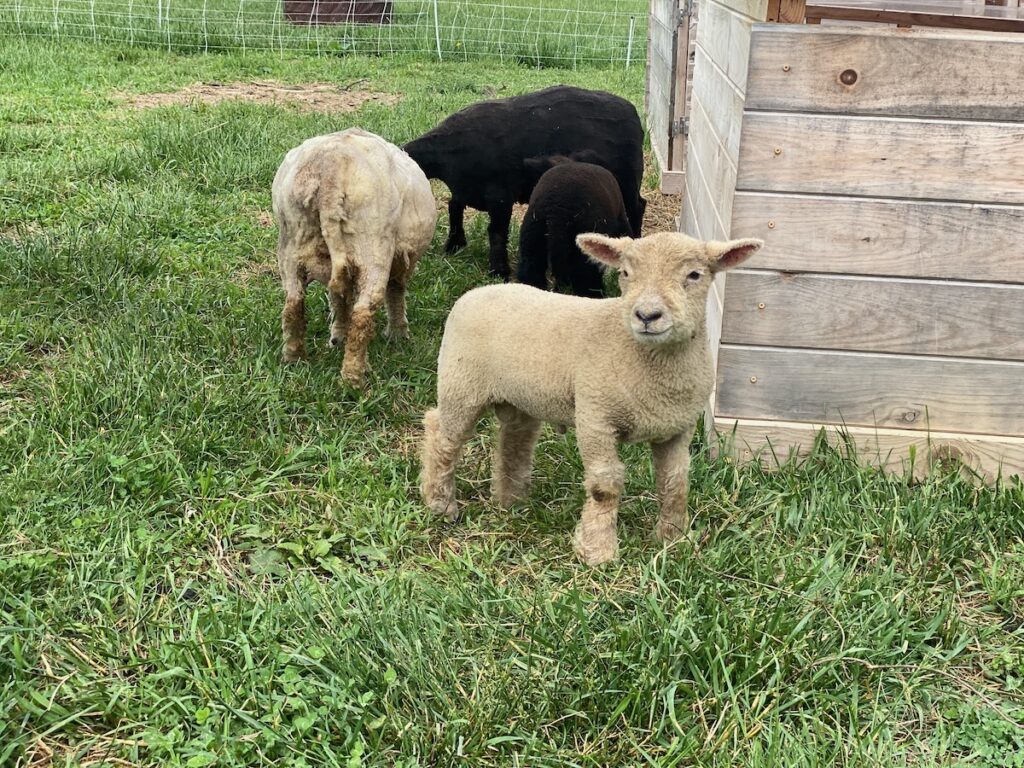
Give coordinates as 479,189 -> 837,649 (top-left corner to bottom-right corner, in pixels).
767,0 -> 807,23
669,0 -> 692,171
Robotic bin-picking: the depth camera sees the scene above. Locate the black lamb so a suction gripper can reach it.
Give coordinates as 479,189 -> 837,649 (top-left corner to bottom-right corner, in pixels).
403,85 -> 646,280
517,156 -> 633,299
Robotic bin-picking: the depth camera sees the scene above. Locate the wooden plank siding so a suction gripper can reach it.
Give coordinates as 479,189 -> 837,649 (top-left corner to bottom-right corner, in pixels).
716,346 -> 1024,437
690,23 -> 1024,475
713,418 -> 1024,481
736,112 -> 1024,205
746,27 -> 1024,121
731,193 -> 1024,283
721,271 -> 1024,361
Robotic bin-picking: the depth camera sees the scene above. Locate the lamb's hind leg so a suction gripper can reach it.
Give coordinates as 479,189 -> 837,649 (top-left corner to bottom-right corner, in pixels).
491,403 -> 541,508
421,402 -> 483,522
278,228 -> 310,363
573,424 -> 624,566
327,265 -> 353,349
384,253 -> 412,340
341,268 -> 387,387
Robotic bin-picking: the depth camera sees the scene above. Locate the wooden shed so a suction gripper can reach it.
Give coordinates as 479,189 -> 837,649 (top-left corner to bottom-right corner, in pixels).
664,0 -> 1024,479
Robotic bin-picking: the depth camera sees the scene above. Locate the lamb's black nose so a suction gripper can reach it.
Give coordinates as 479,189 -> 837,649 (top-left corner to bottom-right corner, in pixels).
634,308 -> 663,325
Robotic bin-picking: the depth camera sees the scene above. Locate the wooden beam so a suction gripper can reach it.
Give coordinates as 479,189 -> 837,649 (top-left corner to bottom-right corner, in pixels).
767,0 -> 807,22
736,112 -> 1024,205
730,193 -> 1024,284
804,1 -> 1024,32
715,345 -> 1024,436
721,271 -> 1024,361
746,26 -> 1024,121
713,417 -> 1024,482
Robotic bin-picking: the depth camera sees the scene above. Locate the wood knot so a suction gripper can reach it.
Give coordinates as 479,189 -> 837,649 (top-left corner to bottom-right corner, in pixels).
933,444 -> 965,471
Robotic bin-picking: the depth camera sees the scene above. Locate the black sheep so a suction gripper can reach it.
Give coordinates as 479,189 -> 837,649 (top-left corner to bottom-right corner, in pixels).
404,85 -> 646,280
517,156 -> 632,298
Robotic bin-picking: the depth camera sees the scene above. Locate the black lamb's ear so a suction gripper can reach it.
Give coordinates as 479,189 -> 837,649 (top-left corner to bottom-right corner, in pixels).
568,149 -> 605,167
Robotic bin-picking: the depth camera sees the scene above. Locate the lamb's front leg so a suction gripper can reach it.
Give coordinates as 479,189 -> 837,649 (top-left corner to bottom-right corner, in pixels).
573,425 -> 624,566
651,427 -> 695,544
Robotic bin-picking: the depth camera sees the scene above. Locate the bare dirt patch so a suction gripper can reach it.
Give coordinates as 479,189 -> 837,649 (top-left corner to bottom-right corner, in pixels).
122,80 -> 400,114
1,221 -> 42,244
233,257 -> 278,286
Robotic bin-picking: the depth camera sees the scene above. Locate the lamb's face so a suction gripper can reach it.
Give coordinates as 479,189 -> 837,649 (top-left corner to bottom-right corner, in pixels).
577,232 -> 763,347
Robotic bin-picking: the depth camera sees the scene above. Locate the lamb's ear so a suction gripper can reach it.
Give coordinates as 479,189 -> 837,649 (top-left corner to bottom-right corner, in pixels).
706,238 -> 763,273
576,233 -> 631,268
568,149 -> 604,167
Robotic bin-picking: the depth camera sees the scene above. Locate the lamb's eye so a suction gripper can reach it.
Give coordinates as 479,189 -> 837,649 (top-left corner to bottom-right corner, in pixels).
686,270 -> 703,283
621,269 -> 630,279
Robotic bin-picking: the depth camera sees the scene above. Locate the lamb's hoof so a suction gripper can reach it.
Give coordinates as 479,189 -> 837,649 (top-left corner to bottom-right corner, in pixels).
385,324 -> 409,341
491,481 -> 529,510
328,334 -> 343,348
444,237 -> 467,254
340,367 -> 365,391
489,268 -> 511,282
282,345 -> 307,364
428,498 -> 461,523
654,517 -> 692,545
572,521 -> 619,566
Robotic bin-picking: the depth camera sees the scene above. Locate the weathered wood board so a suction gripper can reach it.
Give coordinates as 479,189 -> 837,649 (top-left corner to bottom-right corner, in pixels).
692,46 -> 745,161
722,271 -> 1024,360
697,0 -> 757,93
714,417 -> 1024,481
804,1 -> 1024,33
746,26 -> 1024,120
737,113 -> 1024,204
716,346 -> 1024,436
731,192 -> 1024,283
688,98 -> 739,234
647,0 -> 677,182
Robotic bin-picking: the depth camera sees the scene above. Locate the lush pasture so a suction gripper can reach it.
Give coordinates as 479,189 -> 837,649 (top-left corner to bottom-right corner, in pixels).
1,38 -> 1023,768
0,0 -> 647,67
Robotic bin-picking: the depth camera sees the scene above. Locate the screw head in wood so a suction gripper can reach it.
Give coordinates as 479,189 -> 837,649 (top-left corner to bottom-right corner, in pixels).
767,220 -> 776,229
750,376 -> 758,383
840,68 -> 859,86
782,64 -> 791,72
773,148 -> 782,156
757,302 -> 766,310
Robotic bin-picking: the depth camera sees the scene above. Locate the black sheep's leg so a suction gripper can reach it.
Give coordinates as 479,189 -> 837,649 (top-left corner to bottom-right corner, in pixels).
618,168 -> 646,238
445,197 -> 467,253
516,214 -> 548,290
548,223 -> 575,294
627,191 -> 647,238
486,202 -> 513,281
571,259 -> 606,299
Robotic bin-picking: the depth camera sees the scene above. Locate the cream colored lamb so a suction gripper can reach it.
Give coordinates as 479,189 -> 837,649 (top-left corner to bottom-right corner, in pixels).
420,231 -> 762,565
272,128 -> 437,387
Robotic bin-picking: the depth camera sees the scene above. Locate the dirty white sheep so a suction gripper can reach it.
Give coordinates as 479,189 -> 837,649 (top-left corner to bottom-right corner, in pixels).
420,231 -> 762,565
272,128 -> 437,387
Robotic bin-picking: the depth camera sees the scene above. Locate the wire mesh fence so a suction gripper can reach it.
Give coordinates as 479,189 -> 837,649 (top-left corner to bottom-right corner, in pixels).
0,0 -> 648,67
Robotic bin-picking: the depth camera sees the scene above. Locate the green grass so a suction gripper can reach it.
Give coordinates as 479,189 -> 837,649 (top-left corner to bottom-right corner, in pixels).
0,0 -> 647,68
2,36 -> 1024,768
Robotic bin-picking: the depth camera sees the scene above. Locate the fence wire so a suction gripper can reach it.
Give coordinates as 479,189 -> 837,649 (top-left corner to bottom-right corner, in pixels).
0,0 -> 648,67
